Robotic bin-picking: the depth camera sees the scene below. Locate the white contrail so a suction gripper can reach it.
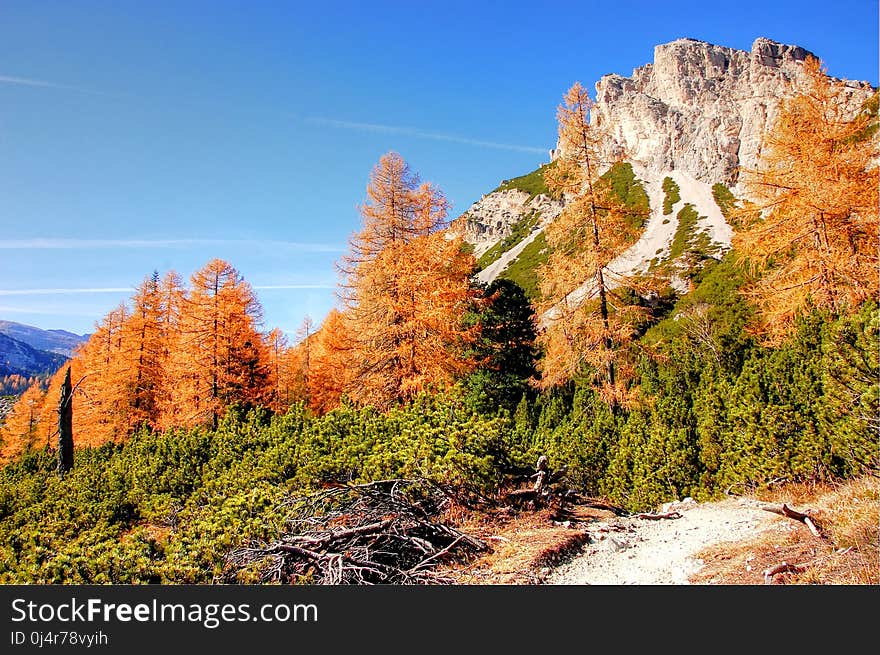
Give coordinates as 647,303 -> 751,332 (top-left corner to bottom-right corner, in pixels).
308,117 -> 547,154
0,238 -> 345,252
0,304 -> 99,316
0,285 -> 335,296
0,74 -> 115,96
0,288 -> 135,296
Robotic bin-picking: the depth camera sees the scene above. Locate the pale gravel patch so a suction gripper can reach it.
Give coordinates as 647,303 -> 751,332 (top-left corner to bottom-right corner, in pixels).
550,167 -> 732,310
546,498 -> 779,585
475,226 -> 544,285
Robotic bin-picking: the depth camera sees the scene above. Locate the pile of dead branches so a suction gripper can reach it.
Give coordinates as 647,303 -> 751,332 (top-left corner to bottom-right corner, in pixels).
224,479 -> 486,584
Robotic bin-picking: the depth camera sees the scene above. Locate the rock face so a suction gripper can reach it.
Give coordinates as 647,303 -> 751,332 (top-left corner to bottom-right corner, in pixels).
575,37 -> 874,187
454,188 -> 563,256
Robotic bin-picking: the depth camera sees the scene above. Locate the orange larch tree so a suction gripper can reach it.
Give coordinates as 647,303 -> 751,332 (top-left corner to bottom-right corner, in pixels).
0,383 -> 47,463
74,304 -> 131,445
164,259 -> 271,429
155,271 -> 185,428
306,309 -> 353,415
537,82 -> 651,406
265,327 -> 305,414
339,152 -> 477,409
733,57 -> 879,343
118,272 -> 167,431
293,315 -> 315,405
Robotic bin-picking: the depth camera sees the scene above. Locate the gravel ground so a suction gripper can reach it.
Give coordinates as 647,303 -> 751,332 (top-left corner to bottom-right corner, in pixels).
547,498 -> 778,585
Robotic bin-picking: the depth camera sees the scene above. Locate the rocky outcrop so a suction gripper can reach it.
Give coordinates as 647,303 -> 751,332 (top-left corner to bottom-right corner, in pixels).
574,37 -> 874,187
453,188 -> 563,256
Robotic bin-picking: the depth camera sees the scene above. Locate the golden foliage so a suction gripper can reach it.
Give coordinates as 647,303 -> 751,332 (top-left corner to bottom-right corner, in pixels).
339,152 -> 478,409
537,82 -> 652,404
1,260 -> 288,456
306,309 -> 353,415
0,383 -> 46,463
734,57 -> 879,343
163,259 -> 271,430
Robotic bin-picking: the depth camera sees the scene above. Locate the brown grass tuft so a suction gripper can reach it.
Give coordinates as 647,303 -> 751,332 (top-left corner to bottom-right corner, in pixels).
448,504 -> 614,584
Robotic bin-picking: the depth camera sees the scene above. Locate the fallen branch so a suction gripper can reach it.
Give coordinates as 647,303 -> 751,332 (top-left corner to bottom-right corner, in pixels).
755,502 -> 823,538
803,516 -> 821,538
635,511 -> 682,520
575,498 -> 629,517
224,479 -> 486,585
288,519 -> 394,546
725,481 -> 753,497
763,561 -> 807,584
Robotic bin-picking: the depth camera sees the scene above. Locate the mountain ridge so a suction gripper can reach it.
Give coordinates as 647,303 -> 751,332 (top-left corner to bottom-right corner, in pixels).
0,332 -> 66,380
0,320 -> 88,358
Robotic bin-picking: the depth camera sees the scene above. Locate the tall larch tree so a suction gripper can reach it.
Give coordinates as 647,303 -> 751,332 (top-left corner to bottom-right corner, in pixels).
734,57 -> 879,343
165,259 -> 271,429
118,272 -> 167,431
265,327 -> 304,413
339,152 -> 477,409
73,304 -> 131,444
155,271 -> 185,427
537,82 -> 651,406
293,315 -> 315,405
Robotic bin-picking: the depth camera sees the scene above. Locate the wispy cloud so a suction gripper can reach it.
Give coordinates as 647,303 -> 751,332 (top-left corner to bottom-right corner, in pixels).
0,288 -> 134,296
0,285 -> 335,296
0,304 -> 100,317
0,238 -> 345,252
308,117 -> 547,154
0,74 -> 112,96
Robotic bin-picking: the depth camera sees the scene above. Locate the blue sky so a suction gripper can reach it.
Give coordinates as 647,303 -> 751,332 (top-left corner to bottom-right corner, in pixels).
1,0 -> 877,336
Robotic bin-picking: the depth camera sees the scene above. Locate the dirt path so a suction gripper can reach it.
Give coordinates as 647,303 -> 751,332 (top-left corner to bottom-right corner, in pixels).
547,498 -> 779,585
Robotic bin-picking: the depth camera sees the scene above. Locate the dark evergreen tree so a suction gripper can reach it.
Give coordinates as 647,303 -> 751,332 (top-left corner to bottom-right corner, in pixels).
463,279 -> 538,413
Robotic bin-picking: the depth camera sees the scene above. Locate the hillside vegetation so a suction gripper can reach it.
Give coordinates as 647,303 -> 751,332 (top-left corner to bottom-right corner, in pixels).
493,162 -> 556,199
0,259 -> 874,582
484,161 -> 651,301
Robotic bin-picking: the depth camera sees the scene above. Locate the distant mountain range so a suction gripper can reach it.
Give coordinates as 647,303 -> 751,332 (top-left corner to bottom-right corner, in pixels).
0,320 -> 88,358
0,332 -> 66,380
0,321 -> 88,383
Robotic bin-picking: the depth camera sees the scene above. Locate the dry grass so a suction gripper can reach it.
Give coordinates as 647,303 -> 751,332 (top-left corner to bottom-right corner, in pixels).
447,504 -> 615,584
691,476 -> 879,585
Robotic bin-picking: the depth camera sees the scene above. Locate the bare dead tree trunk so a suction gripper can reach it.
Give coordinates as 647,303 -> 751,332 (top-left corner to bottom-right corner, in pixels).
57,367 -> 74,476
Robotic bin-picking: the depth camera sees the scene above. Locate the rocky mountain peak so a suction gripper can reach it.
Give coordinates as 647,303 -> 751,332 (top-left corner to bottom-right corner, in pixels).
582,36 -> 873,188
455,37 -> 875,293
